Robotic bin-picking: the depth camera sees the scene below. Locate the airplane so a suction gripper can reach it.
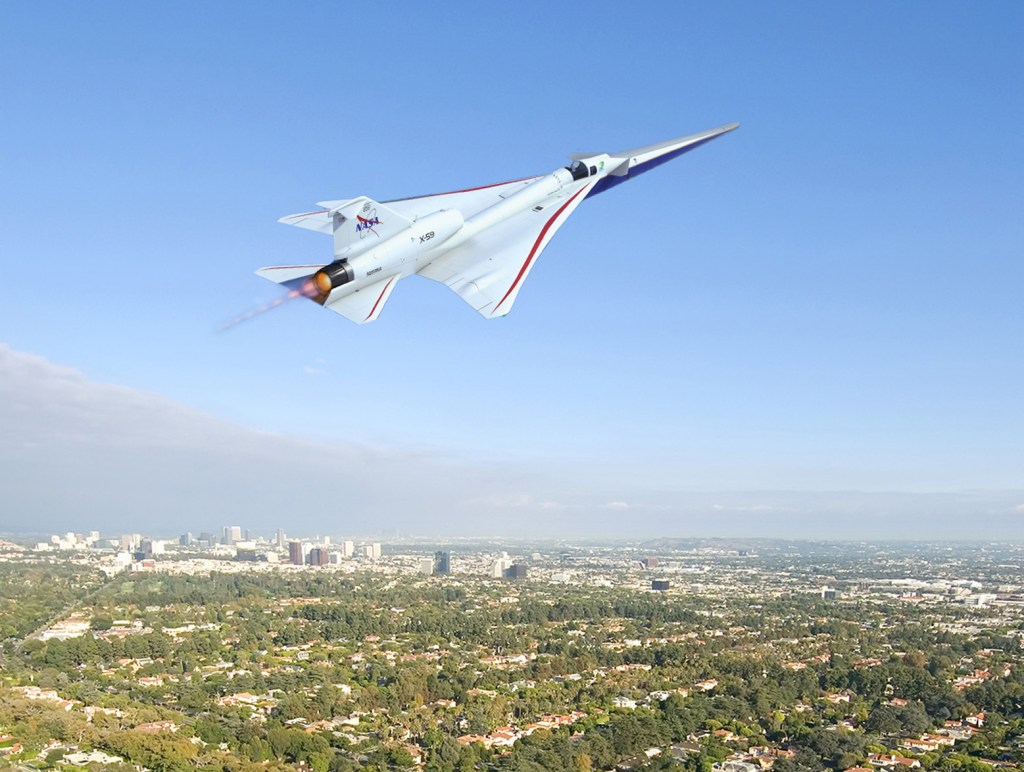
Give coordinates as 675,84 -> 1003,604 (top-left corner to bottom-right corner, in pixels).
257,123 -> 739,324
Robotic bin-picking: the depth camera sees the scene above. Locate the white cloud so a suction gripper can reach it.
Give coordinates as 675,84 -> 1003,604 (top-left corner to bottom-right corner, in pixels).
303,357 -> 327,377
0,343 -> 526,535
539,500 -> 568,511
2,343 -> 1023,540
478,493 -> 536,509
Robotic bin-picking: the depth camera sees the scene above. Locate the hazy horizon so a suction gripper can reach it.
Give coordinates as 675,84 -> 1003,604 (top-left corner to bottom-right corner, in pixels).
2,343 -> 1021,540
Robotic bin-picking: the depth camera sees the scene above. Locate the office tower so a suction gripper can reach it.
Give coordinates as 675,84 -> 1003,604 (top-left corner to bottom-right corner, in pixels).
504,564 -> 528,580
434,550 -> 451,575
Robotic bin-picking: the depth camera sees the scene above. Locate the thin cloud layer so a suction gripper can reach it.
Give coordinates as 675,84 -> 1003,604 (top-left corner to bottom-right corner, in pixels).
1,343 -> 1021,540
0,344 -> 513,535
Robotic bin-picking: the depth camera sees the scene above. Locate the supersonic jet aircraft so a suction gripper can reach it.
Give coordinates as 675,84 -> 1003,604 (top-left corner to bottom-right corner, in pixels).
258,123 -> 738,324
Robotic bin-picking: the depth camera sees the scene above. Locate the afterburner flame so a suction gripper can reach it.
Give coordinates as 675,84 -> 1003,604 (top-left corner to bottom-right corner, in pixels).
219,282 -> 318,331
311,270 -> 334,296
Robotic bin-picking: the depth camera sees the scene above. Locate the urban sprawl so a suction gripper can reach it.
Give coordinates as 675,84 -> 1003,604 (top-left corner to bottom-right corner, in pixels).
1,530 -> 1023,772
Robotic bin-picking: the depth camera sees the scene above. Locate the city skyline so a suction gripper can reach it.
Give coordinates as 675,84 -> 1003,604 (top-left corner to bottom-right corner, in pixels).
4,515 -> 1023,770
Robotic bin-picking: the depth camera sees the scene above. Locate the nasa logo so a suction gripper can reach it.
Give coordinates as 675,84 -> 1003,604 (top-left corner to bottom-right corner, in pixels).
356,209 -> 382,238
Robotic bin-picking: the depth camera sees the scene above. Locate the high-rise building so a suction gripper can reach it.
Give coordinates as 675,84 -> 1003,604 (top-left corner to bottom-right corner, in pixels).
275,529 -> 286,549
491,552 -> 511,578
358,540 -> 382,561
434,551 -> 451,575
341,540 -> 354,558
417,558 -> 434,575
179,533 -> 193,547
224,525 -> 242,545
308,548 -> 329,566
651,580 -> 670,591
640,557 -> 659,569
288,541 -> 304,566
504,564 -> 528,580
491,559 -> 508,578
119,534 -> 141,552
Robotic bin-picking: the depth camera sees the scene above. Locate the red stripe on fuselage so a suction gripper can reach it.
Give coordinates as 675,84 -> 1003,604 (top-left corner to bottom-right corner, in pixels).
286,178 -> 542,217
385,176 -> 541,203
365,276 -> 397,321
492,184 -> 591,314
284,210 -> 329,219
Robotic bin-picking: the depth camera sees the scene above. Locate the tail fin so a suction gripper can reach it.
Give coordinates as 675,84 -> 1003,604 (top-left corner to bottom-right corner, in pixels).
319,196 -> 412,257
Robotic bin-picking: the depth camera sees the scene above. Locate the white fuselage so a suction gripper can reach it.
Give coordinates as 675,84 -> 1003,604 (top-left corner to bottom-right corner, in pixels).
338,208 -> 466,285
327,161 -> 609,300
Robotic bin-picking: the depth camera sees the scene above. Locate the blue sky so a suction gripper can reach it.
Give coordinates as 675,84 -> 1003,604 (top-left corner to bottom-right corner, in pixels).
1,2 -> 1022,537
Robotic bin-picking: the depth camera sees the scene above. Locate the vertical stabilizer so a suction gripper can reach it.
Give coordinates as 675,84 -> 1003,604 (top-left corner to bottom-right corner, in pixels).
319,197 -> 413,257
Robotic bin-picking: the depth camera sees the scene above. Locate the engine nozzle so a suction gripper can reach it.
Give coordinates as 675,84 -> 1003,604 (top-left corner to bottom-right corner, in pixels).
311,261 -> 355,295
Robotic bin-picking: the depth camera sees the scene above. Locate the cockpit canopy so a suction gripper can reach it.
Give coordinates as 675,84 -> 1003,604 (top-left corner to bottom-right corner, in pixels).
566,160 -> 597,181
